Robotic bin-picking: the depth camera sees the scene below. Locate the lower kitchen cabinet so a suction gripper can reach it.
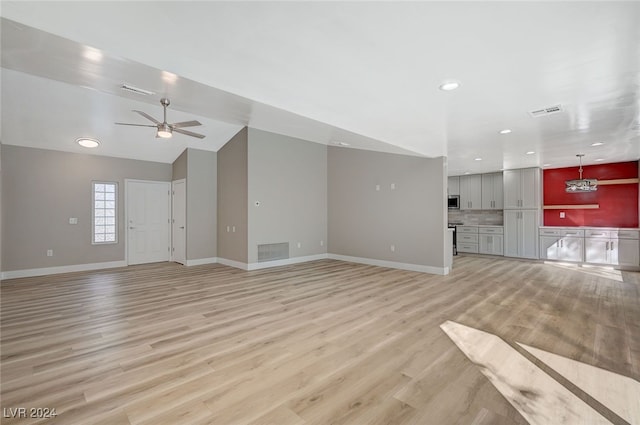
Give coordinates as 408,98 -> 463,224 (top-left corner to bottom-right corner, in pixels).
539,228 -> 584,262
585,229 -> 639,266
478,226 -> 503,255
479,234 -> 503,255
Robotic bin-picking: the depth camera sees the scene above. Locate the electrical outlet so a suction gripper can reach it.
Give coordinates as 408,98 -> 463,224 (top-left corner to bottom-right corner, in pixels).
390,183 -> 396,190
375,185 -> 380,191
69,217 -> 78,225
232,226 -> 236,233
47,249 -> 53,257
297,242 -> 301,249
560,212 -> 565,218
320,240 -> 324,247
390,245 -> 395,252
226,226 -> 230,232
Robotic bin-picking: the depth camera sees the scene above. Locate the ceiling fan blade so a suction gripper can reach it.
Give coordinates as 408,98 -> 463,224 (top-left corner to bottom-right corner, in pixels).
115,122 -> 157,127
171,120 -> 202,128
174,128 -> 206,139
132,110 -> 160,124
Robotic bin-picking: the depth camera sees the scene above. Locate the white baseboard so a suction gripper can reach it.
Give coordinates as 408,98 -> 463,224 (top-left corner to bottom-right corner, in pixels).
216,257 -> 249,270
0,254 -> 449,280
185,257 -> 218,267
327,254 -> 449,275
1,260 -> 128,280
247,253 -> 329,270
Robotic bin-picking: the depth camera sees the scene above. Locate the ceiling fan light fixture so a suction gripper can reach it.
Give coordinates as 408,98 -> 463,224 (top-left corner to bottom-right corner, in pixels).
157,124 -> 172,138
76,137 -> 100,148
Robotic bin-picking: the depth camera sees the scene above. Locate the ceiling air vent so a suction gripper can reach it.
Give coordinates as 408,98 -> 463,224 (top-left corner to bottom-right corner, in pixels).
120,84 -> 155,96
528,104 -> 563,118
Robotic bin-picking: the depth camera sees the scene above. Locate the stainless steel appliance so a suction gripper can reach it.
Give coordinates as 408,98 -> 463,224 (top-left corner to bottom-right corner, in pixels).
448,222 -> 463,255
448,195 -> 460,209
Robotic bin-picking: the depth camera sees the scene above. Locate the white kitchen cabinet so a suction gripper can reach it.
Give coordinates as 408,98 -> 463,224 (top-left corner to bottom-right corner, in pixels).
459,175 -> 482,210
478,226 -> 503,255
503,168 -> 541,209
585,229 -> 639,266
540,237 -> 583,261
616,238 -> 639,266
448,176 -> 460,196
504,210 -> 539,259
457,226 -> 479,253
539,228 -> 584,262
481,172 -> 504,210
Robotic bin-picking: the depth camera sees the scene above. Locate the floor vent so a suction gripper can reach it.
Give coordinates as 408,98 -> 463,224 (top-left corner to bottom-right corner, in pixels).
528,104 -> 563,118
258,243 -> 289,262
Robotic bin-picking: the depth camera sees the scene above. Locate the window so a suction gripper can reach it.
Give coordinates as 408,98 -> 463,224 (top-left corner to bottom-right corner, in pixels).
92,182 -> 117,244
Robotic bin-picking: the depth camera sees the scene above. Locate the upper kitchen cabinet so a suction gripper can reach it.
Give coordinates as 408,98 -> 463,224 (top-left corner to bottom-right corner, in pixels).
459,174 -> 482,210
481,172 -> 503,210
504,168 -> 541,209
448,176 -> 460,196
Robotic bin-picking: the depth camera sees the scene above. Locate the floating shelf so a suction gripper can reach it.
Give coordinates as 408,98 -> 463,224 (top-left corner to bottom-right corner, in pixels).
598,178 -> 639,186
543,204 -> 600,210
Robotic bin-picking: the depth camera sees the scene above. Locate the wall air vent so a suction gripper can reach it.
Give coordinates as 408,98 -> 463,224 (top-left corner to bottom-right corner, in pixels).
257,242 -> 289,262
528,104 -> 564,118
120,84 -> 155,96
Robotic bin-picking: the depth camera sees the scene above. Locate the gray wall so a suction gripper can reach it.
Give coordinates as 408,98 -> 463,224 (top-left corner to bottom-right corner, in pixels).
328,146 -> 447,268
247,128 -> 327,264
186,149 -> 217,260
172,149 -> 187,181
217,128 -> 248,263
1,145 -> 172,271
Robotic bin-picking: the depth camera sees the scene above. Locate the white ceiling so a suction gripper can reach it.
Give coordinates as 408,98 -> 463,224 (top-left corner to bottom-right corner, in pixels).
1,1 -> 639,174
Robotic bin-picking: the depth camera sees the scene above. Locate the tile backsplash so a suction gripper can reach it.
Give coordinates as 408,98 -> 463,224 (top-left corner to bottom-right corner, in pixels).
448,210 -> 503,225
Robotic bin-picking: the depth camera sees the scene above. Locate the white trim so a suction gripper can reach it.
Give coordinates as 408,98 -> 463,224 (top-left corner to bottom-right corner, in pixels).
125,179 -> 171,266
247,253 -> 329,270
171,179 -> 187,264
185,257 -> 218,267
327,254 -> 449,275
216,257 -> 249,270
1,260 -> 127,280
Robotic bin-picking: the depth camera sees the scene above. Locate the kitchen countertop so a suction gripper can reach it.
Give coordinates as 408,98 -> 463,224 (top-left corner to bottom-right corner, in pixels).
539,226 -> 640,230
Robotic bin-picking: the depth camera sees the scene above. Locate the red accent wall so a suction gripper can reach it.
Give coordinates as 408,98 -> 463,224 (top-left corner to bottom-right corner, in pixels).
543,161 -> 638,227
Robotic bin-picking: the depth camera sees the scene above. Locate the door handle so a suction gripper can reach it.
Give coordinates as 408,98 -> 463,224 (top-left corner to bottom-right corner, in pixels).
606,241 -> 609,250
179,226 -> 185,229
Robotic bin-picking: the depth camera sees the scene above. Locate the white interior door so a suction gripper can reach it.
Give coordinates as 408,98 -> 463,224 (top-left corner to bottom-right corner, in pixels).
126,180 -> 170,265
172,179 -> 186,265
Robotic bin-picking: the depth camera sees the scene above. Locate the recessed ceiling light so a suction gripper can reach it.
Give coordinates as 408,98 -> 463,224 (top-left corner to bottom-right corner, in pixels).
595,158 -> 604,162
526,151 -> 535,155
474,158 -> 482,161
499,129 -> 512,134
439,80 -> 460,91
543,163 -> 551,167
334,141 -> 350,146
76,137 -> 100,148
464,171 -> 470,175
590,142 -> 604,146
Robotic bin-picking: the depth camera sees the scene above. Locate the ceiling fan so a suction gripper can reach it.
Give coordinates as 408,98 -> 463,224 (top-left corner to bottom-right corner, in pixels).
115,98 -> 205,139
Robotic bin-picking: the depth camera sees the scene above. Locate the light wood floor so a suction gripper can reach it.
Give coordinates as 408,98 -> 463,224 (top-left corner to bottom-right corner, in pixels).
1,257 -> 638,425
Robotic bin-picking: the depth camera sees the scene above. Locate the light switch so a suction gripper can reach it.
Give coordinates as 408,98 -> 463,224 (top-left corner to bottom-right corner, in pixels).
560,212 -> 565,218
69,217 -> 78,225
375,185 -> 380,191
390,183 -> 396,190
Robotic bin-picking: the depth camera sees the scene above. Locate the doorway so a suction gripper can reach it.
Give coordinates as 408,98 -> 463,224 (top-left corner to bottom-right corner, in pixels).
172,179 -> 186,265
126,180 -> 171,265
